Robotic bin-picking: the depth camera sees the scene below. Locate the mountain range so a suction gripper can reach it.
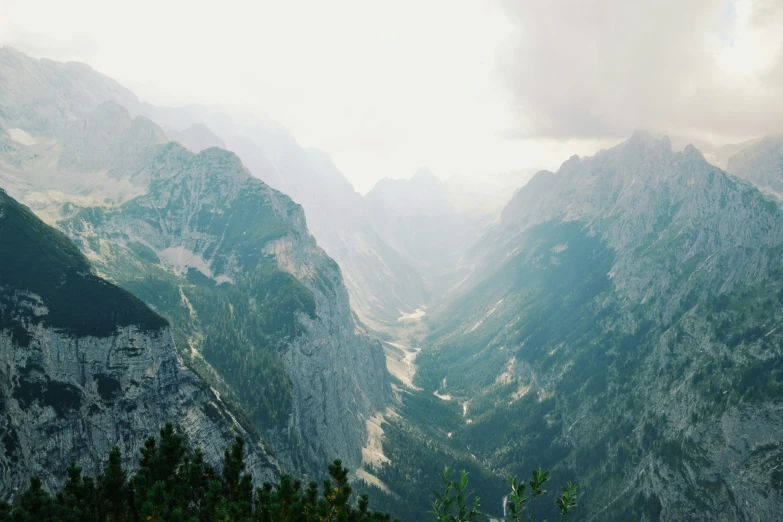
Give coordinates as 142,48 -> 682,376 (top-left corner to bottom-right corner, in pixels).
3,44 -> 783,521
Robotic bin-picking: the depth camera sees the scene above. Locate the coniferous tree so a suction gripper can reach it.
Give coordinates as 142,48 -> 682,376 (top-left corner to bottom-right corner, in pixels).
2,423 -> 398,522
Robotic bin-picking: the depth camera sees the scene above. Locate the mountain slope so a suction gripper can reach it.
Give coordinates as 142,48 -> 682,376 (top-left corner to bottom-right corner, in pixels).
416,133 -> 783,521
56,141 -> 390,475
0,101 -> 168,216
0,189 -> 278,497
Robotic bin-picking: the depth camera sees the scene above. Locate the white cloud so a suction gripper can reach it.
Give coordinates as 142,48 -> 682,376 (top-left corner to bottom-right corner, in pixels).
497,0 -> 783,142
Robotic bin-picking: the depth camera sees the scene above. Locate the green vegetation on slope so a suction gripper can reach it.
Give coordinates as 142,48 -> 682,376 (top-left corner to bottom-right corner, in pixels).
415,218 -> 783,520
418,221 -> 614,396
56,146 -> 319,428
0,189 -> 167,345
359,385 -> 508,520
96,245 -> 313,427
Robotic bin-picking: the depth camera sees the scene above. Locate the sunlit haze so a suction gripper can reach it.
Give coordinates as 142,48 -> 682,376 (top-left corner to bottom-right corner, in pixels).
2,0 -> 781,192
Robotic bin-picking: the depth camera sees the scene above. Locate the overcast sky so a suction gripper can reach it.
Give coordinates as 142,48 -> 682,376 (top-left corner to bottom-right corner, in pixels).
1,0 -> 781,192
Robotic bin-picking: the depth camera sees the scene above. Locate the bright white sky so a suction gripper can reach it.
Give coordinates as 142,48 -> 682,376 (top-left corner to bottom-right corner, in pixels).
1,0 -> 781,193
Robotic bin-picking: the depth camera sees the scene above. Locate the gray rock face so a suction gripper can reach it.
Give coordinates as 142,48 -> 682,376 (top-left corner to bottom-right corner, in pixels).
265,232 -> 391,470
0,322 -> 278,497
58,101 -> 167,179
498,131 -> 783,319
0,190 -> 278,498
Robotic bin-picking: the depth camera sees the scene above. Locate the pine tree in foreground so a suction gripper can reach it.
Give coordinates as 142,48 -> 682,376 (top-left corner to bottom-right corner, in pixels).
429,464 -> 580,522
0,423 -> 399,522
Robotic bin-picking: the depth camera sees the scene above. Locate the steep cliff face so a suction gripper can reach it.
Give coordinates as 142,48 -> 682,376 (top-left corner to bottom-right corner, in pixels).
415,133 -> 783,521
57,144 -> 390,474
0,190 -> 278,497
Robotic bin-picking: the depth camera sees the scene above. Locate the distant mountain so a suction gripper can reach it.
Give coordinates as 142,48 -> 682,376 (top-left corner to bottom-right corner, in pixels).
0,46 -> 140,138
166,123 -> 227,153
364,169 -> 489,294
58,101 -> 168,179
417,131 -> 783,521
0,100 -> 168,214
700,137 -> 762,171
445,169 -> 538,216
0,188 -> 278,497
726,136 -> 783,197
367,168 -> 452,216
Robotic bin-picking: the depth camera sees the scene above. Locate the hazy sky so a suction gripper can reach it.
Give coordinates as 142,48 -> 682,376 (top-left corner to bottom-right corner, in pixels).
1,0 -> 781,192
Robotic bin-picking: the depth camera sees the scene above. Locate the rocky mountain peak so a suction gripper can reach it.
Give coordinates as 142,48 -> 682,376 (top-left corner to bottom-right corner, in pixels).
410,167 -> 442,186
682,143 -> 705,161
166,122 -> 226,153
625,129 -> 672,150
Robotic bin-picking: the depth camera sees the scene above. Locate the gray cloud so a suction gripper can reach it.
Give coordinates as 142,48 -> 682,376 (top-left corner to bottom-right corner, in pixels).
497,0 -> 783,141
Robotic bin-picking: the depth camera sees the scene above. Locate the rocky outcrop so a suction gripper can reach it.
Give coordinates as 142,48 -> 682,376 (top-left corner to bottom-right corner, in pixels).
0,321 -> 278,497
